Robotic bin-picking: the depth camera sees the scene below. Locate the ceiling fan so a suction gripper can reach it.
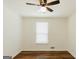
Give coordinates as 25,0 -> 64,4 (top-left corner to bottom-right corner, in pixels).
26,0 -> 60,12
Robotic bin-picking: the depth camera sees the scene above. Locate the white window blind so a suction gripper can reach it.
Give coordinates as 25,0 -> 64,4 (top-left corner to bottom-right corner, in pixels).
36,22 -> 48,44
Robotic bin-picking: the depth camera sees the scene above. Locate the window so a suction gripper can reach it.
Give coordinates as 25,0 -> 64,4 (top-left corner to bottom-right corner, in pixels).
36,22 -> 48,44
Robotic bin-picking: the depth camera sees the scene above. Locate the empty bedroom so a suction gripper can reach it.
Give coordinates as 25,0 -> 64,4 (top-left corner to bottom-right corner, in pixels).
3,0 -> 76,59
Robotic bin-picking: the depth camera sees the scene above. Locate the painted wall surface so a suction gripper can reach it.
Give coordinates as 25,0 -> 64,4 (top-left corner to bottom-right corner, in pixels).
22,17 -> 68,51
3,6 -> 22,58
67,13 -> 76,57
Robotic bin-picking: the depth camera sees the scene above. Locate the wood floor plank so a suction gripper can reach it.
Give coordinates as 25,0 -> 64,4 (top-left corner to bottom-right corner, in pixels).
13,51 -> 75,59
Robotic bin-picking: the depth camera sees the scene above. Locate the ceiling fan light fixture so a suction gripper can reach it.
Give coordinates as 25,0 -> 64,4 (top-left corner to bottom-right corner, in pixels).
40,7 -> 47,12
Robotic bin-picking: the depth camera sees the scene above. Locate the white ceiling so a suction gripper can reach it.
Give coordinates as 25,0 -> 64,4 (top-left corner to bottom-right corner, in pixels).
4,0 -> 76,17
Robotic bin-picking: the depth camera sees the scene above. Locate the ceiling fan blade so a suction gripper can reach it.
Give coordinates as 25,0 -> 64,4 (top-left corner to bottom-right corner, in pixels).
46,7 -> 53,12
26,3 -> 40,6
47,0 -> 60,6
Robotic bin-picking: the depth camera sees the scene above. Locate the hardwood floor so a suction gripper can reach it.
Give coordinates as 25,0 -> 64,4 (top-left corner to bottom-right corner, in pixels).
13,51 -> 75,59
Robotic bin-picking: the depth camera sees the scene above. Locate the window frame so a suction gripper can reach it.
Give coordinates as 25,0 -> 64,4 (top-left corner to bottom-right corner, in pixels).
35,22 -> 48,44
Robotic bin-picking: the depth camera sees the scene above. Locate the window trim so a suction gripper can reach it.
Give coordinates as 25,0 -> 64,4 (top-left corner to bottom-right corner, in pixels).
35,22 -> 48,44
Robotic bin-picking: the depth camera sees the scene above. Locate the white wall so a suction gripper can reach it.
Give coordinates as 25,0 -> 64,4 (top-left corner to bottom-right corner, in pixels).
3,5 -> 22,58
67,13 -> 76,57
22,17 -> 68,51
